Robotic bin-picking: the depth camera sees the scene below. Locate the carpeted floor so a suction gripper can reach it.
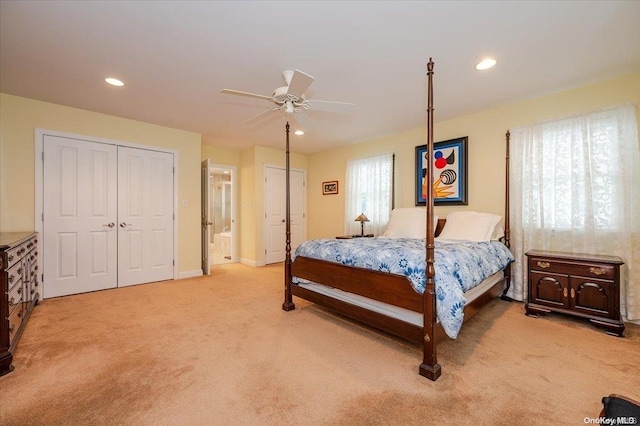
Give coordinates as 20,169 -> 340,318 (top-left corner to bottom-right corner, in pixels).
1,263 -> 639,425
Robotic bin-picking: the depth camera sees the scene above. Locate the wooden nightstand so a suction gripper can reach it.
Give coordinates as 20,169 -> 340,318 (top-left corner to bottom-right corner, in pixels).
525,250 -> 625,336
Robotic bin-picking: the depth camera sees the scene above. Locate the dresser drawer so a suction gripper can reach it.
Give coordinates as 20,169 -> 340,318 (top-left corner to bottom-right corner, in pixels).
8,302 -> 24,343
6,260 -> 24,288
7,280 -> 24,314
24,237 -> 37,252
528,256 -> 615,280
5,242 -> 28,270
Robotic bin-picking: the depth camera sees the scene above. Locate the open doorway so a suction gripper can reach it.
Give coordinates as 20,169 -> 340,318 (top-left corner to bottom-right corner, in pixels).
202,160 -> 237,274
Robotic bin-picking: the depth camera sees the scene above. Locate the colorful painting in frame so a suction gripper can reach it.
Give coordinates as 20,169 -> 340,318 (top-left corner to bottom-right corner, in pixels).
415,136 -> 468,206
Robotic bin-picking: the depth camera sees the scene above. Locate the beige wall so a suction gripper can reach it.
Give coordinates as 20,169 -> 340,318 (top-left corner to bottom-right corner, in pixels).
201,143 -> 241,167
0,93 -> 202,274
3,71 -> 637,270
306,71 -> 640,239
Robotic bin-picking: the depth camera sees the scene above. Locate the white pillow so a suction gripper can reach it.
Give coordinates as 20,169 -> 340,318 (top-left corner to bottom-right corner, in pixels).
491,221 -> 505,241
381,207 -> 438,239
436,211 -> 502,242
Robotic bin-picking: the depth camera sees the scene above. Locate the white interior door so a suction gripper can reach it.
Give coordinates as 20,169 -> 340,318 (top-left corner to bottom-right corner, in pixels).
264,166 -> 305,264
118,147 -> 174,287
201,159 -> 211,275
265,167 -> 286,264
43,135 -> 118,298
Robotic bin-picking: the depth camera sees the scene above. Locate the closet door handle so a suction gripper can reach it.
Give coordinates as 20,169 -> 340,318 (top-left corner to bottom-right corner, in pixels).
120,222 -> 130,228
103,222 -> 115,228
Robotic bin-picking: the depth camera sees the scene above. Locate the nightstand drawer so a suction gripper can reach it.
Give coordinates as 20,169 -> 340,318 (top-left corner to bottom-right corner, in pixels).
528,256 -> 615,280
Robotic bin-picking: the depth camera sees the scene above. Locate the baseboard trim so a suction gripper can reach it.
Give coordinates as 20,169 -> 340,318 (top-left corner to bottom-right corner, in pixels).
177,270 -> 203,279
240,258 -> 265,267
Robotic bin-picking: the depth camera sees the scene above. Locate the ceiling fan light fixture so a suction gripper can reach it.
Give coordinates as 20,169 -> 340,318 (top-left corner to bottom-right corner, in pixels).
475,58 -> 497,71
284,101 -> 295,114
105,77 -> 124,87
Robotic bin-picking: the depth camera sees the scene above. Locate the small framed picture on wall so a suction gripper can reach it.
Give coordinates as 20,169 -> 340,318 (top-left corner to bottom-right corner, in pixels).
322,180 -> 338,195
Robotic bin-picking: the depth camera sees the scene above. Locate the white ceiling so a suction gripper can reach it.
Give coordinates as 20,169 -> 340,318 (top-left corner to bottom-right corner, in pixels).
1,1 -> 639,154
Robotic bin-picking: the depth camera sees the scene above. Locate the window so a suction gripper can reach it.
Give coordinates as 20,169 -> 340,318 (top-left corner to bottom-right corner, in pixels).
520,110 -> 629,230
509,104 -> 640,321
344,153 -> 393,236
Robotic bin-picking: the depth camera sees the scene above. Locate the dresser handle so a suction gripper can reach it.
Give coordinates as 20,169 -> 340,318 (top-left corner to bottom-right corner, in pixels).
8,274 -> 14,284
563,288 -> 568,298
9,325 -> 15,334
589,267 -> 606,276
537,261 -> 551,269
571,288 -> 575,298
8,254 -> 14,263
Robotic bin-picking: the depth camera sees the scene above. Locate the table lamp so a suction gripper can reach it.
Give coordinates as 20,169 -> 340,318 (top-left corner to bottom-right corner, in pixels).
354,213 -> 370,236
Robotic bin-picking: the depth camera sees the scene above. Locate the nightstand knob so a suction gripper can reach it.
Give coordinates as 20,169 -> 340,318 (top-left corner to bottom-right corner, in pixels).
589,267 -> 605,276
563,288 -> 568,298
570,288 -> 575,299
537,261 -> 550,269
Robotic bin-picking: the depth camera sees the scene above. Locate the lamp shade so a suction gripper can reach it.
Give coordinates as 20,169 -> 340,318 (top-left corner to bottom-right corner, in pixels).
354,213 -> 370,222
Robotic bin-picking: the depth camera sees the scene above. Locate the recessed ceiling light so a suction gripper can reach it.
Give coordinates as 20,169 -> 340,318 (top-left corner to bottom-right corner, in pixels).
294,130 -> 304,136
105,77 -> 124,87
475,58 -> 497,71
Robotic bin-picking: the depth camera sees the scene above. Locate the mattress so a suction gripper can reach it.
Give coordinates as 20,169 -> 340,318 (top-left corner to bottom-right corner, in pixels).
295,270 -> 504,327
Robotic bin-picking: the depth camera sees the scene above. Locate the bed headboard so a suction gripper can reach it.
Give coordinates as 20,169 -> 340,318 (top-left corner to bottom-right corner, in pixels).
435,218 -> 446,237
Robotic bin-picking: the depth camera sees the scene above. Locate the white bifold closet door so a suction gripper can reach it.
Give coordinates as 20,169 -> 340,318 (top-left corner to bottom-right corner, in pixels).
43,136 -> 118,298
117,147 -> 174,287
43,136 -> 174,298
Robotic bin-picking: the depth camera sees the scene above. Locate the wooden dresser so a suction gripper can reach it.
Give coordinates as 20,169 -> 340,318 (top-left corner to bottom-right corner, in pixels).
1,232 -> 40,376
525,250 -> 624,336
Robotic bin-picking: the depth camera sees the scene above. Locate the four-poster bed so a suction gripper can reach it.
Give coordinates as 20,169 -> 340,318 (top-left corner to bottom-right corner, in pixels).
281,59 -> 513,380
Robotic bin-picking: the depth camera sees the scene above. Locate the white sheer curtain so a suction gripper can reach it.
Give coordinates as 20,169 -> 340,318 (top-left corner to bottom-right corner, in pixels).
344,153 -> 393,236
509,104 -> 640,321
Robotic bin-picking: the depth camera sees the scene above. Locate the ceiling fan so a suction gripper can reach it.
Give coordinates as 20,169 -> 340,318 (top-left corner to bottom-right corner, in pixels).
220,69 -> 355,126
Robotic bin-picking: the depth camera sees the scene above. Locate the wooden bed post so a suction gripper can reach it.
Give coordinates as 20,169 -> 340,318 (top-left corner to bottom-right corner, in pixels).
500,130 -> 513,301
504,130 -> 511,250
419,58 -> 441,380
282,121 -> 296,311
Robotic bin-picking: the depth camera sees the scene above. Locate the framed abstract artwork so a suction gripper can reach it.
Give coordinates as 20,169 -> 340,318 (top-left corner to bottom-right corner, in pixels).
415,136 -> 468,206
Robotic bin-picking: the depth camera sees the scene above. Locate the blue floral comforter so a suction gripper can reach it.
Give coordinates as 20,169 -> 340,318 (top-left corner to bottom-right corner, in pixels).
292,237 -> 514,338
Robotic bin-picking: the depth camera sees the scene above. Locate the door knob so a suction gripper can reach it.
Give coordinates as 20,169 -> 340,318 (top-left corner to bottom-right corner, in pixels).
120,222 -> 130,228
281,219 -> 285,223
102,222 -> 115,228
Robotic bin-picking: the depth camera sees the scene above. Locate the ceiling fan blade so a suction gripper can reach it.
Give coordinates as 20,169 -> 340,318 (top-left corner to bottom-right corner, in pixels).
286,69 -> 315,98
307,99 -> 355,114
221,89 -> 273,101
245,107 -> 278,123
290,111 -> 313,131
